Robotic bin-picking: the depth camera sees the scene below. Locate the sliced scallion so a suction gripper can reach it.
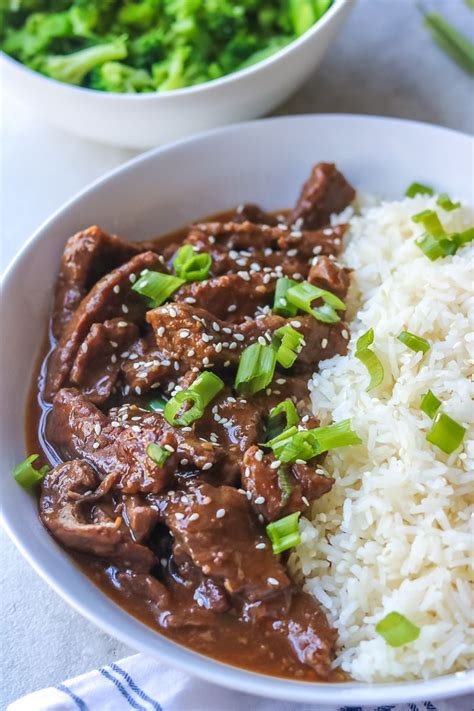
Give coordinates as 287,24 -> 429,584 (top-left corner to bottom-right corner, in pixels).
426,412 -> 466,454
277,467 -> 293,506
163,371 -> 224,427
264,419 -> 360,463
411,209 -> 445,237
12,454 -> 50,489
436,193 -> 461,212
405,182 -> 434,198
146,396 -> 167,412
234,343 -> 277,395
273,277 -> 298,317
265,399 -> 299,441
375,612 -> 420,647
272,325 -> 305,368
173,245 -> 212,282
146,442 -> 171,466
266,511 -> 301,555
415,232 -> 456,261
286,281 -> 346,324
311,419 -> 362,452
397,331 -> 430,354
132,271 -> 184,308
420,390 -> 442,419
355,328 -> 384,391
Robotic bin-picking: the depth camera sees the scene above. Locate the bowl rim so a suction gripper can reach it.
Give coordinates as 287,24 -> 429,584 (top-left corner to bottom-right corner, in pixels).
0,0 -> 350,100
1,114 -> 473,705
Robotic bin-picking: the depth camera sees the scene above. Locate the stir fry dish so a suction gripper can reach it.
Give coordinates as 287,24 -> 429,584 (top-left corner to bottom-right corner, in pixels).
19,163 -> 361,680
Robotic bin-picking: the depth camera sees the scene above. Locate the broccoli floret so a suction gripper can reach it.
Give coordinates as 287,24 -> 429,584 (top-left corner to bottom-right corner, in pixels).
38,35 -> 127,85
152,45 -> 191,91
2,11 -> 71,60
129,27 -> 165,68
89,60 -> 154,92
117,0 -> 160,30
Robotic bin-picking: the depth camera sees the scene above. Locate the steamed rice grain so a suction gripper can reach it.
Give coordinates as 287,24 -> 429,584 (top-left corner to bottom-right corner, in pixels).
290,194 -> 474,682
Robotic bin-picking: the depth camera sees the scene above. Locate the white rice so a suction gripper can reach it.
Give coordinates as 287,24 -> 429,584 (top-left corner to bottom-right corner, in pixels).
290,194 -> 474,681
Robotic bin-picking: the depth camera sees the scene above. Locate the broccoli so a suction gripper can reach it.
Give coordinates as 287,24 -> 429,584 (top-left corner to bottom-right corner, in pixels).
89,60 -> 155,92
0,0 -> 333,93
38,35 -> 127,85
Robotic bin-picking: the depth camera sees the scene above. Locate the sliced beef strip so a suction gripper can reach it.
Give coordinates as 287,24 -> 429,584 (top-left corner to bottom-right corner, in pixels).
45,251 -> 164,402
169,544 -> 231,613
47,388 -> 222,495
40,460 -> 155,570
69,319 -> 139,404
242,446 -> 334,522
122,495 -> 160,543
51,227 -> 147,340
308,255 -> 352,299
174,272 -> 276,322
288,162 -> 356,230
232,203 -> 278,226
153,482 -> 289,601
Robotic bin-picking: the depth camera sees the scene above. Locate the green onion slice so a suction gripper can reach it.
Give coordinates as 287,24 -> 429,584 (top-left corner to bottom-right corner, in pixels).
375,612 -> 420,647
132,271 -> 184,308
273,277 -> 298,317
420,390 -> 442,419
416,232 -> 457,261
397,331 -> 430,354
426,412 -> 466,454
277,467 -> 293,506
355,328 -> 384,391
411,209 -> 445,237
272,325 -> 305,368
146,442 -> 171,467
264,419 -> 360,463
405,182 -> 434,198
146,396 -> 168,412
423,12 -> 474,77
12,454 -> 50,489
234,343 -> 277,395
436,193 -> 461,212
311,419 -> 362,452
266,512 -> 301,555
286,281 -> 346,324
265,399 -> 299,441
452,227 -> 474,248
173,245 -> 212,282
163,371 -> 224,426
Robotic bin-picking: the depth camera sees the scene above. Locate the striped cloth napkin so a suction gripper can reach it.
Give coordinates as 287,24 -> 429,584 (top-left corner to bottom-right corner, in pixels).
8,653 -> 473,711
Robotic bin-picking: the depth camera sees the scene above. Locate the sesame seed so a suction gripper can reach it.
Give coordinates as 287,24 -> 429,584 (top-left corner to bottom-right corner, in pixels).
295,459 -> 306,465
161,558 -> 167,566
203,357 -> 210,365
129,273 -> 137,283
169,307 -> 177,317
323,228 -> 333,235
258,336 -> 266,346
111,354 -> 117,364
212,322 -> 220,332
270,460 -> 281,469
255,496 -> 265,505
267,577 -> 279,586
287,249 -> 297,257
290,320 -> 302,328
234,333 -> 244,342
313,245 -> 322,255
175,512 -> 185,520
255,449 -> 263,462
180,458 -> 189,466
216,508 -> 226,518
81,343 -> 88,353
92,441 -> 100,449
291,230 -> 302,238
189,512 -> 200,521
276,378 -> 286,385
202,462 -> 213,470
179,329 -> 190,338
121,304 -> 129,314
321,338 -> 328,349
228,304 -> 237,312
301,415 -> 309,423
111,421 -> 120,427
255,542 -> 266,550
342,329 -> 349,339
258,514 -> 264,524
187,349 -> 195,357
118,321 -> 128,328
302,496 -> 310,506
238,271 -> 250,281
164,444 -> 175,453
184,297 -> 196,304
202,333 -> 211,343
135,386 -> 142,395
157,326 -> 165,337
215,343 -> 223,353
94,423 -> 101,435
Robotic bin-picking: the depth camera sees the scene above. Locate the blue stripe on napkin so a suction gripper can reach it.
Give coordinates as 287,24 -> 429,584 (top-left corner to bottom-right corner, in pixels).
111,662 -> 163,711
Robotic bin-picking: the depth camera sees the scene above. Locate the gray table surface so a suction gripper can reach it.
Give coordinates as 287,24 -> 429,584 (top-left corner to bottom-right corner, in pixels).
1,0 -> 473,707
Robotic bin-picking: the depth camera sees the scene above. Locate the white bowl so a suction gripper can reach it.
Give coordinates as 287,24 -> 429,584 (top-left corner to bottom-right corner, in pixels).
1,115 -> 473,705
0,0 -> 352,149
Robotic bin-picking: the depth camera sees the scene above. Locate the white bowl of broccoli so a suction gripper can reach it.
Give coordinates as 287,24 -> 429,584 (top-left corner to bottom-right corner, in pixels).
0,0 -> 352,148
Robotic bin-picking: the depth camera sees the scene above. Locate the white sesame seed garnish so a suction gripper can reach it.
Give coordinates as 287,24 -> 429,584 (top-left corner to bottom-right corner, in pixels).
111,354 -> 117,364
164,444 -> 175,453
212,322 -> 220,332
111,421 -> 120,427
313,245 -> 322,255
258,336 -> 267,346
255,496 -> 265,505
118,321 -> 128,328
187,349 -> 195,357
342,329 -> 349,339
255,542 -> 266,549
227,304 -> 237,312
203,357 -> 210,365
180,458 -> 189,466
254,449 -> 263,462
238,271 -> 250,281
157,326 -> 165,337
175,512 -> 185,520
129,273 -> 137,283
267,577 -> 279,586
302,496 -> 310,506
295,459 -> 306,465
216,508 -> 226,518
121,304 -> 129,314
81,343 -> 88,353
179,329 -> 190,338
92,441 -> 100,449
135,386 -> 142,395
291,230 -> 302,238
184,297 -> 196,304
234,333 -> 244,342
202,333 -> 211,343
287,249 -> 298,257
215,343 -> 223,353
189,512 -> 200,521
270,460 -> 281,469
290,320 -> 302,328
321,338 -> 328,349
202,462 -> 213,470
301,415 -> 309,423
94,424 -> 101,435
169,307 -> 177,317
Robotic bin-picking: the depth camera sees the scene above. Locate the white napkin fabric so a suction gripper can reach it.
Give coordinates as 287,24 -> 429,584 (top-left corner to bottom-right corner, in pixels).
8,653 -> 473,711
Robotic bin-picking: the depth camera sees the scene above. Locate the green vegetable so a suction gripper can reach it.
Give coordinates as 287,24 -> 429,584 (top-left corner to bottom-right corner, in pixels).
132,271 -> 184,308
173,245 -> 212,282
146,396 -> 168,412
397,331 -> 430,354
412,205 -> 473,261
286,281 -> 346,324
411,209 -> 444,237
273,277 -> 298,317
265,399 -> 299,441
436,193 -> 461,212
355,328 -> 384,391
375,612 -> 420,647
277,467 -> 293,506
163,371 -> 224,427
266,512 -> 301,554
264,419 -> 360,463
234,343 -> 277,395
272,324 -> 305,368
423,12 -> 474,76
426,412 -> 466,454
420,390 -> 441,419
146,442 -> 171,467
1,0 -> 334,92
405,182 -> 434,198
12,454 -> 50,489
